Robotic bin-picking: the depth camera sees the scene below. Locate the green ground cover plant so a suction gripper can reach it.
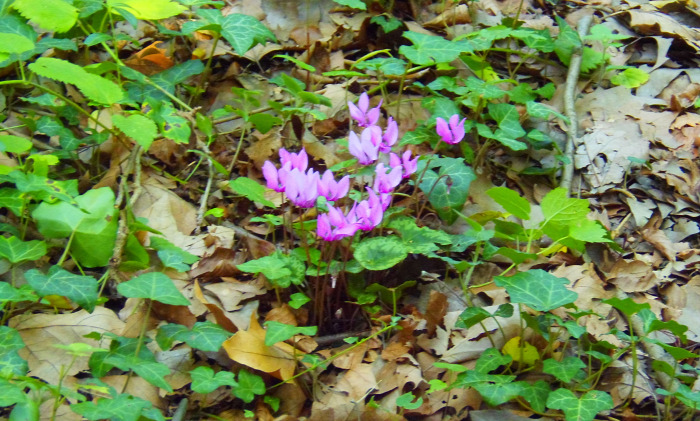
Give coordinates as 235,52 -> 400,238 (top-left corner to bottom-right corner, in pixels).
0,0 -> 699,420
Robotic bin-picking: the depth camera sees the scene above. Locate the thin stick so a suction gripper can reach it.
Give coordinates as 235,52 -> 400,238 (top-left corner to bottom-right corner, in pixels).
560,14 -> 593,195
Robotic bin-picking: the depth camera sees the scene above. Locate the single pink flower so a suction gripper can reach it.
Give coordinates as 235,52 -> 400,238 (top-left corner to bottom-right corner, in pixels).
348,126 -> 381,165
279,148 -> 308,171
318,170 -> 350,201
436,114 -> 466,145
379,116 -> 398,153
348,93 -> 382,127
373,163 -> 402,194
263,160 -> 285,192
347,188 -> 384,231
285,168 -> 320,208
390,150 -> 419,179
317,206 -> 359,241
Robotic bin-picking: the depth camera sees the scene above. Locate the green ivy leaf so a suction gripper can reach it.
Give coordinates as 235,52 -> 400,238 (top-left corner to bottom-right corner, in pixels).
0,326 -> 27,376
0,236 -> 46,263
388,215 -> 452,255
183,9 -> 276,55
26,266 -> 99,312
494,269 -> 578,312
157,322 -> 231,352
71,393 -> 156,421
546,389 -> 613,421
13,0 -> 78,32
117,272 -> 190,306
0,378 -> 26,407
105,353 -> 172,392
526,101 -> 569,123
0,187 -> 23,216
10,171 -> 77,204
474,348 -> 513,373
190,366 -> 237,393
542,357 -> 586,383
0,283 -> 37,303
0,135 -> 32,153
418,157 -> 476,224
149,237 -> 198,272
237,252 -> 305,288
29,57 -> 124,105
396,392 -> 423,410
112,114 -> 158,151
517,380 -> 550,413
230,177 -> 277,208
289,292 -> 311,309
354,236 -> 408,271
486,187 -> 531,220
234,369 -> 266,403
400,31 -> 473,65
264,321 -> 317,346
473,381 -> 523,406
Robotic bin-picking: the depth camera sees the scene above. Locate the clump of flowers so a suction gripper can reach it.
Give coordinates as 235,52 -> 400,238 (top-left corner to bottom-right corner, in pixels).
261,92 -> 423,242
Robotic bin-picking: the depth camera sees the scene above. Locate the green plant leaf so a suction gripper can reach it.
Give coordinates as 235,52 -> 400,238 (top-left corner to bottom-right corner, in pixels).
13,0 -> 78,32
569,219 -> 611,243
108,0 -> 185,20
117,272 -> 190,305
526,101 -> 569,123
112,114 -> 158,150
157,322 -> 231,352
0,326 -> 27,376
474,381 -> 524,406
455,307 -> 490,329
488,102 -> 526,142
289,292 -> 311,309
10,171 -> 77,204
400,31 -> 473,65
517,380 -> 550,413
0,236 -> 46,263
0,283 -> 37,303
264,321 -> 317,346
474,348 -> 512,373
354,236 -> 408,271
105,352 -> 172,391
71,392 -> 155,421
602,297 -> 649,318
396,392 -> 423,410
418,157 -> 476,224
184,9 -> 276,55
26,266 -> 99,312
486,187 -> 531,220
543,357 -> 586,383
388,215 -> 452,254
190,366 -> 237,393
230,177 -> 277,208
494,269 -> 578,312
546,388 -> 613,421
332,0 -> 366,10
0,135 -> 32,153
29,57 -> 124,105
33,187 -> 118,267
0,187 -> 23,216
612,68 -> 649,89
234,369 -> 266,403
0,378 -> 26,407
540,188 -> 590,228
149,236 -> 198,272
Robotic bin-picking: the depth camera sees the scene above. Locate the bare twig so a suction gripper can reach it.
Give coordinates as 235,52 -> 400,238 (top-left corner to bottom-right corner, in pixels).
194,140 -> 215,235
560,14 -> 593,195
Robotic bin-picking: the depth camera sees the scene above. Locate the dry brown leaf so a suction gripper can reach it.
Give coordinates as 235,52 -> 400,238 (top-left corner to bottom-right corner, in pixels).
9,307 -> 125,385
609,259 -> 659,292
193,280 -> 238,333
335,363 -> 377,401
205,277 -> 267,312
380,341 -> 411,362
425,290 -> 448,336
222,312 -> 297,380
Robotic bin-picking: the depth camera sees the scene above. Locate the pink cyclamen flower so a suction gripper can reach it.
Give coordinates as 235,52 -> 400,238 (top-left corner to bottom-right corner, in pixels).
389,150 -> 419,179
379,117 -> 398,153
262,160 -> 286,192
436,114 -> 466,145
347,188 -> 384,231
279,148 -> 308,171
373,163 -> 402,194
317,206 -> 359,241
284,168 -> 320,208
348,126 -> 381,165
318,170 -> 350,202
348,93 -> 382,127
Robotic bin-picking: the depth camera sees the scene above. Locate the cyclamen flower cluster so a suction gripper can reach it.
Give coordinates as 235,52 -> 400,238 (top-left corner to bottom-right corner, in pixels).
261,93 -> 422,242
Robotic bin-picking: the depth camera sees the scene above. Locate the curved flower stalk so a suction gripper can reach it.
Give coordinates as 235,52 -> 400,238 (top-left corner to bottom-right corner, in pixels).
348,92 -> 382,127
436,114 -> 466,145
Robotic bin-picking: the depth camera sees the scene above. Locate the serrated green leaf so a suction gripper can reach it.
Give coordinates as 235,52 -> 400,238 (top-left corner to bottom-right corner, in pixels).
190,366 -> 237,393
264,321 -> 317,346
234,369 -> 266,403
0,33 -> 34,54
112,114 -> 158,150
400,31 -> 473,65
354,236 -> 408,271
29,57 -> 124,105
230,177 -> 276,208
611,67 -> 649,88
0,135 -> 32,153
546,388 -> 613,421
570,219 -> 611,243
117,272 -> 190,305
486,186 -> 531,220
108,0 -> 185,20
494,269 -> 578,312
0,236 -> 46,263
26,266 -> 99,312
418,157 -> 475,224
540,188 -> 590,228
332,0 -> 366,10
13,0 -> 78,32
